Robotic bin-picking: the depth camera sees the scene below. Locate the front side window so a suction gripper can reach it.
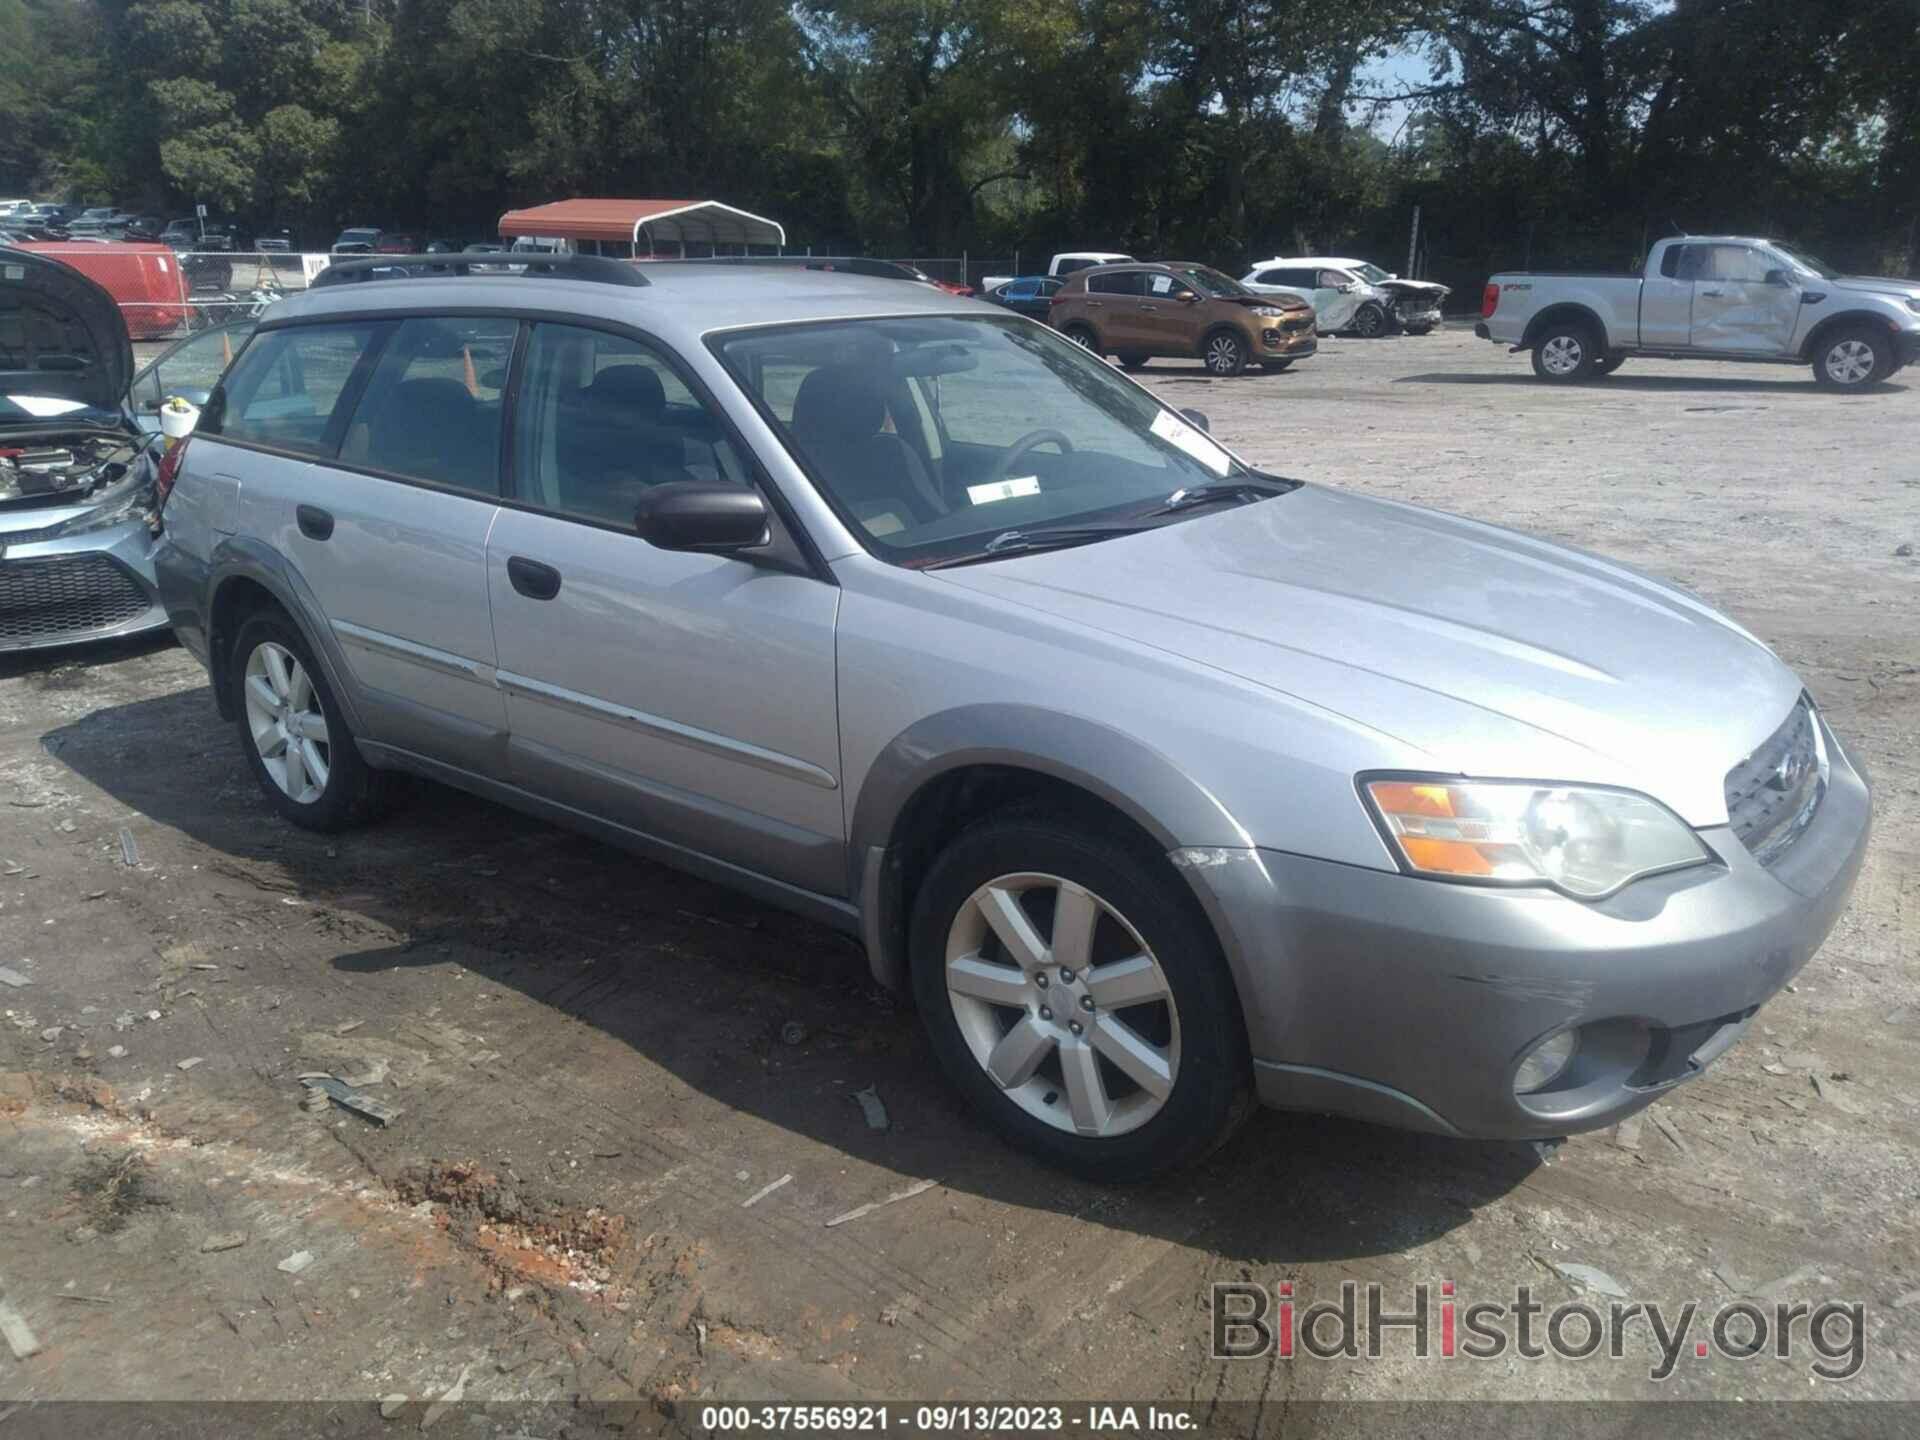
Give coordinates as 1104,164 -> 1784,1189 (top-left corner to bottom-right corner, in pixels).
716,315 -> 1266,566
130,322 -> 255,413
1701,245 -> 1774,283
1318,269 -> 1351,289
337,317 -> 515,493
514,323 -> 748,526
1171,266 -> 1250,297
210,322 -> 381,455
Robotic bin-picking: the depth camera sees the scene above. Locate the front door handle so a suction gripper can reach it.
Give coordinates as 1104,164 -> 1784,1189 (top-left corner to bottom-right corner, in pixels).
1699,288 -> 1724,297
295,504 -> 333,541
506,556 -> 561,601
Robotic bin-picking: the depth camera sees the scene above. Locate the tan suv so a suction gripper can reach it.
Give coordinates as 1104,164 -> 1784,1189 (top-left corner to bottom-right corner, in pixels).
1048,261 -> 1317,376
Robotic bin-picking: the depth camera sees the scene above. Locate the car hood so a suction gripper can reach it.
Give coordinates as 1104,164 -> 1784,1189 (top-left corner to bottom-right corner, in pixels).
1378,278 -> 1450,300
933,485 -> 1802,826
0,246 -> 132,421
1832,275 -> 1920,301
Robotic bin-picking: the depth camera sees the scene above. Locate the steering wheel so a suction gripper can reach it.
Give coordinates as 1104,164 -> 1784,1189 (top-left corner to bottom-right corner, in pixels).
990,429 -> 1075,485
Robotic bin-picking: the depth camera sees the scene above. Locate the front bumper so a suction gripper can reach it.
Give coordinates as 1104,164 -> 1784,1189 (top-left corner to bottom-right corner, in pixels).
0,519 -> 168,652
1181,713 -> 1872,1140
1260,327 -> 1317,358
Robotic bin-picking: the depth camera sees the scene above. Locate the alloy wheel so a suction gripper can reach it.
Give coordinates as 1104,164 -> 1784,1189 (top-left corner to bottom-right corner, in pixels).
243,641 -> 331,805
1205,335 -> 1242,374
1824,339 -> 1876,386
1354,306 -> 1384,338
944,872 -> 1181,1138
1540,334 -> 1585,376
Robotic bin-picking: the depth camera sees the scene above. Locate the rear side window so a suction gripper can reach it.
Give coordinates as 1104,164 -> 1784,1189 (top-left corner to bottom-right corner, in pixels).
337,317 -> 516,494
1088,271 -> 1144,296
212,323 -> 379,455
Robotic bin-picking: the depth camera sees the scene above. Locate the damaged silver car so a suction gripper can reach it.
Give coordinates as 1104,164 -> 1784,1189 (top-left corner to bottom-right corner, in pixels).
2,245 -> 248,652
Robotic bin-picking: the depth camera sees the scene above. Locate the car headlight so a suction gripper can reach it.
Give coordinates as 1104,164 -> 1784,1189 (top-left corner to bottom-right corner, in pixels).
1250,305 -> 1292,317
51,472 -> 155,537
1361,776 -> 1712,899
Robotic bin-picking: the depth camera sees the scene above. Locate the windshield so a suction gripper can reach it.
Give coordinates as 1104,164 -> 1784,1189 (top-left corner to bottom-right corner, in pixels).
715,315 -> 1261,567
1175,266 -> 1252,298
1771,244 -> 1844,280
1351,263 -> 1391,283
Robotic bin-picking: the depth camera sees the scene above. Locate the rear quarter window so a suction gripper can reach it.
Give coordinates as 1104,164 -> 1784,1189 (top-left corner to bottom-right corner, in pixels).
209,323 -> 381,455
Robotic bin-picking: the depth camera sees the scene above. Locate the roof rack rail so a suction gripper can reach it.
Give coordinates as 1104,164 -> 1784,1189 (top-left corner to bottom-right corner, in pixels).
312,253 -> 649,289
668,255 -> 921,283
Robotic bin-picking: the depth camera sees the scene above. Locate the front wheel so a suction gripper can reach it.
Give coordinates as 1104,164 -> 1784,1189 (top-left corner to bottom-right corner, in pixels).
1351,303 -> 1388,339
910,813 -> 1251,1181
1813,327 -> 1890,389
1202,329 -> 1248,376
1531,323 -> 1600,381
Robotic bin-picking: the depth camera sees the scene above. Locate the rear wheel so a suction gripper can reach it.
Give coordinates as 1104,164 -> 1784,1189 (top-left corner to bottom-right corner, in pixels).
231,611 -> 389,832
1062,324 -> 1102,356
1531,321 -> 1600,382
1813,327 -> 1890,389
910,814 -> 1251,1181
1202,329 -> 1247,377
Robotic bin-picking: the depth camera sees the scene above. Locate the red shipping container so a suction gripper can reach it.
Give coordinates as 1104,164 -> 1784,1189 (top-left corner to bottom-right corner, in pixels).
16,241 -> 192,339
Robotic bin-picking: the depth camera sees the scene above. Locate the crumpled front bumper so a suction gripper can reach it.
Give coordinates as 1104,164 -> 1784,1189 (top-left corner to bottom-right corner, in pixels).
0,519 -> 168,652
1178,713 -> 1872,1140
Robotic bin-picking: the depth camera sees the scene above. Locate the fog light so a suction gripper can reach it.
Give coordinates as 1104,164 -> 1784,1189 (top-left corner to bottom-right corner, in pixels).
1514,1030 -> 1578,1093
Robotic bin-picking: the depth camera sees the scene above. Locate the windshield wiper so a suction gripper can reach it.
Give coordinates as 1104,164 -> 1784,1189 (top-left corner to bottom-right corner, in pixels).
925,521 -> 1152,568
1143,476 -> 1295,516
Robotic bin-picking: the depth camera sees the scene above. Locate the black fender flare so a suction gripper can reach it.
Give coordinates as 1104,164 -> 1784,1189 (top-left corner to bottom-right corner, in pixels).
204,537 -> 366,736
1800,310 -> 1900,362
847,704 -> 1249,991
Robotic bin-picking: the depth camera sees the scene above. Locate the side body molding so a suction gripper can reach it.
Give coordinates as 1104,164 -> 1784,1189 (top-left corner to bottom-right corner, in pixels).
846,703 -> 1252,993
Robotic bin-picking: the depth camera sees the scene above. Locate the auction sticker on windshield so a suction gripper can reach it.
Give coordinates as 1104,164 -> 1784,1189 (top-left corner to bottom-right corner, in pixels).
1149,408 -> 1231,475
967,476 -> 1041,505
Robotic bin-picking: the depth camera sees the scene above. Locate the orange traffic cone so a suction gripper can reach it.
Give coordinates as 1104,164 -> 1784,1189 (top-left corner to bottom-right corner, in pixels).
221,329 -> 233,367
463,345 -> 479,398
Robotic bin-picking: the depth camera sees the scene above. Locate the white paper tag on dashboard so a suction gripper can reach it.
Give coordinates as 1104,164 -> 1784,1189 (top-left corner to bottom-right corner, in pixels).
967,476 -> 1041,505
1149,409 -> 1231,476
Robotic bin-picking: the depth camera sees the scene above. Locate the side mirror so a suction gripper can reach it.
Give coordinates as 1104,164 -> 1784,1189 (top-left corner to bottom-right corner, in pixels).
1763,268 -> 1792,287
1176,290 -> 1201,304
1337,283 -> 1356,294
1179,408 -> 1210,433
634,482 -> 769,554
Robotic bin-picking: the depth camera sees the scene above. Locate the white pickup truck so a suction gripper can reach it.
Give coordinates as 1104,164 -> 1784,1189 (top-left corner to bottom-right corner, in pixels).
980,251 -> 1132,296
1477,235 -> 1920,388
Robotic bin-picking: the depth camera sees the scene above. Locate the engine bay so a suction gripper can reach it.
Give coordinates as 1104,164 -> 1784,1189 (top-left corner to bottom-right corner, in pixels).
0,431 -> 147,506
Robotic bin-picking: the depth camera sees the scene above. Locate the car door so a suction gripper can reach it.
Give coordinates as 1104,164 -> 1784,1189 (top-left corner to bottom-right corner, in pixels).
1135,270 -> 1197,354
222,315 -> 516,775
1316,269 -> 1364,331
1638,243 -> 1697,348
1688,244 -> 1801,354
486,321 -> 845,896
1084,270 -> 1147,350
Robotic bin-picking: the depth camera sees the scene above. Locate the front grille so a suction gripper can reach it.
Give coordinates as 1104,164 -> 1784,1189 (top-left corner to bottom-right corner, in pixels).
1723,699 -> 1825,867
1281,314 -> 1313,332
0,554 -> 152,644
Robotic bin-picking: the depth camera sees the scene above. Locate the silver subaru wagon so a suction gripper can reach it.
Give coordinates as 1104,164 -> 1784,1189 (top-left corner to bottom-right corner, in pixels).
152,255 -> 1870,1180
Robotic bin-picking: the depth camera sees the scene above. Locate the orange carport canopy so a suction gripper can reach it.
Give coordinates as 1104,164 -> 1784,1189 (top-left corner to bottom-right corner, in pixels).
496,198 -> 786,249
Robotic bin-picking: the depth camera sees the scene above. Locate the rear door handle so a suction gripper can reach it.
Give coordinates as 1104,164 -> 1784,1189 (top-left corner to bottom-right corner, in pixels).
506,555 -> 561,601
1699,288 -> 1724,297
295,504 -> 333,541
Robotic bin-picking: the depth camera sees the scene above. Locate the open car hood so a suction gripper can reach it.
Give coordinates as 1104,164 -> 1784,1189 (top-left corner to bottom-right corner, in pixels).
0,246 -> 132,423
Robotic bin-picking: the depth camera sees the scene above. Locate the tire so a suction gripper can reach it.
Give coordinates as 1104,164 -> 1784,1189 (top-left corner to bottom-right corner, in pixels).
1062,324 -> 1102,356
1351,303 -> 1388,339
1530,321 -> 1601,382
909,812 -> 1252,1181
1201,329 -> 1248,377
1812,326 -> 1891,389
1593,355 -> 1627,375
1404,322 -> 1435,336
230,610 -> 390,832
1260,359 -> 1293,373
1117,353 -> 1150,371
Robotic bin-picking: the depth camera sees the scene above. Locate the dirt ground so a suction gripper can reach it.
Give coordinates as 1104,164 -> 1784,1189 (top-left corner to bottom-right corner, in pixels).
3,325 -> 1917,1431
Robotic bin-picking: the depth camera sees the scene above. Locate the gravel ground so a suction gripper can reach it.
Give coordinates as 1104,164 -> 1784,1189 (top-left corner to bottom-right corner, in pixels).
3,323 -> 1917,1429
